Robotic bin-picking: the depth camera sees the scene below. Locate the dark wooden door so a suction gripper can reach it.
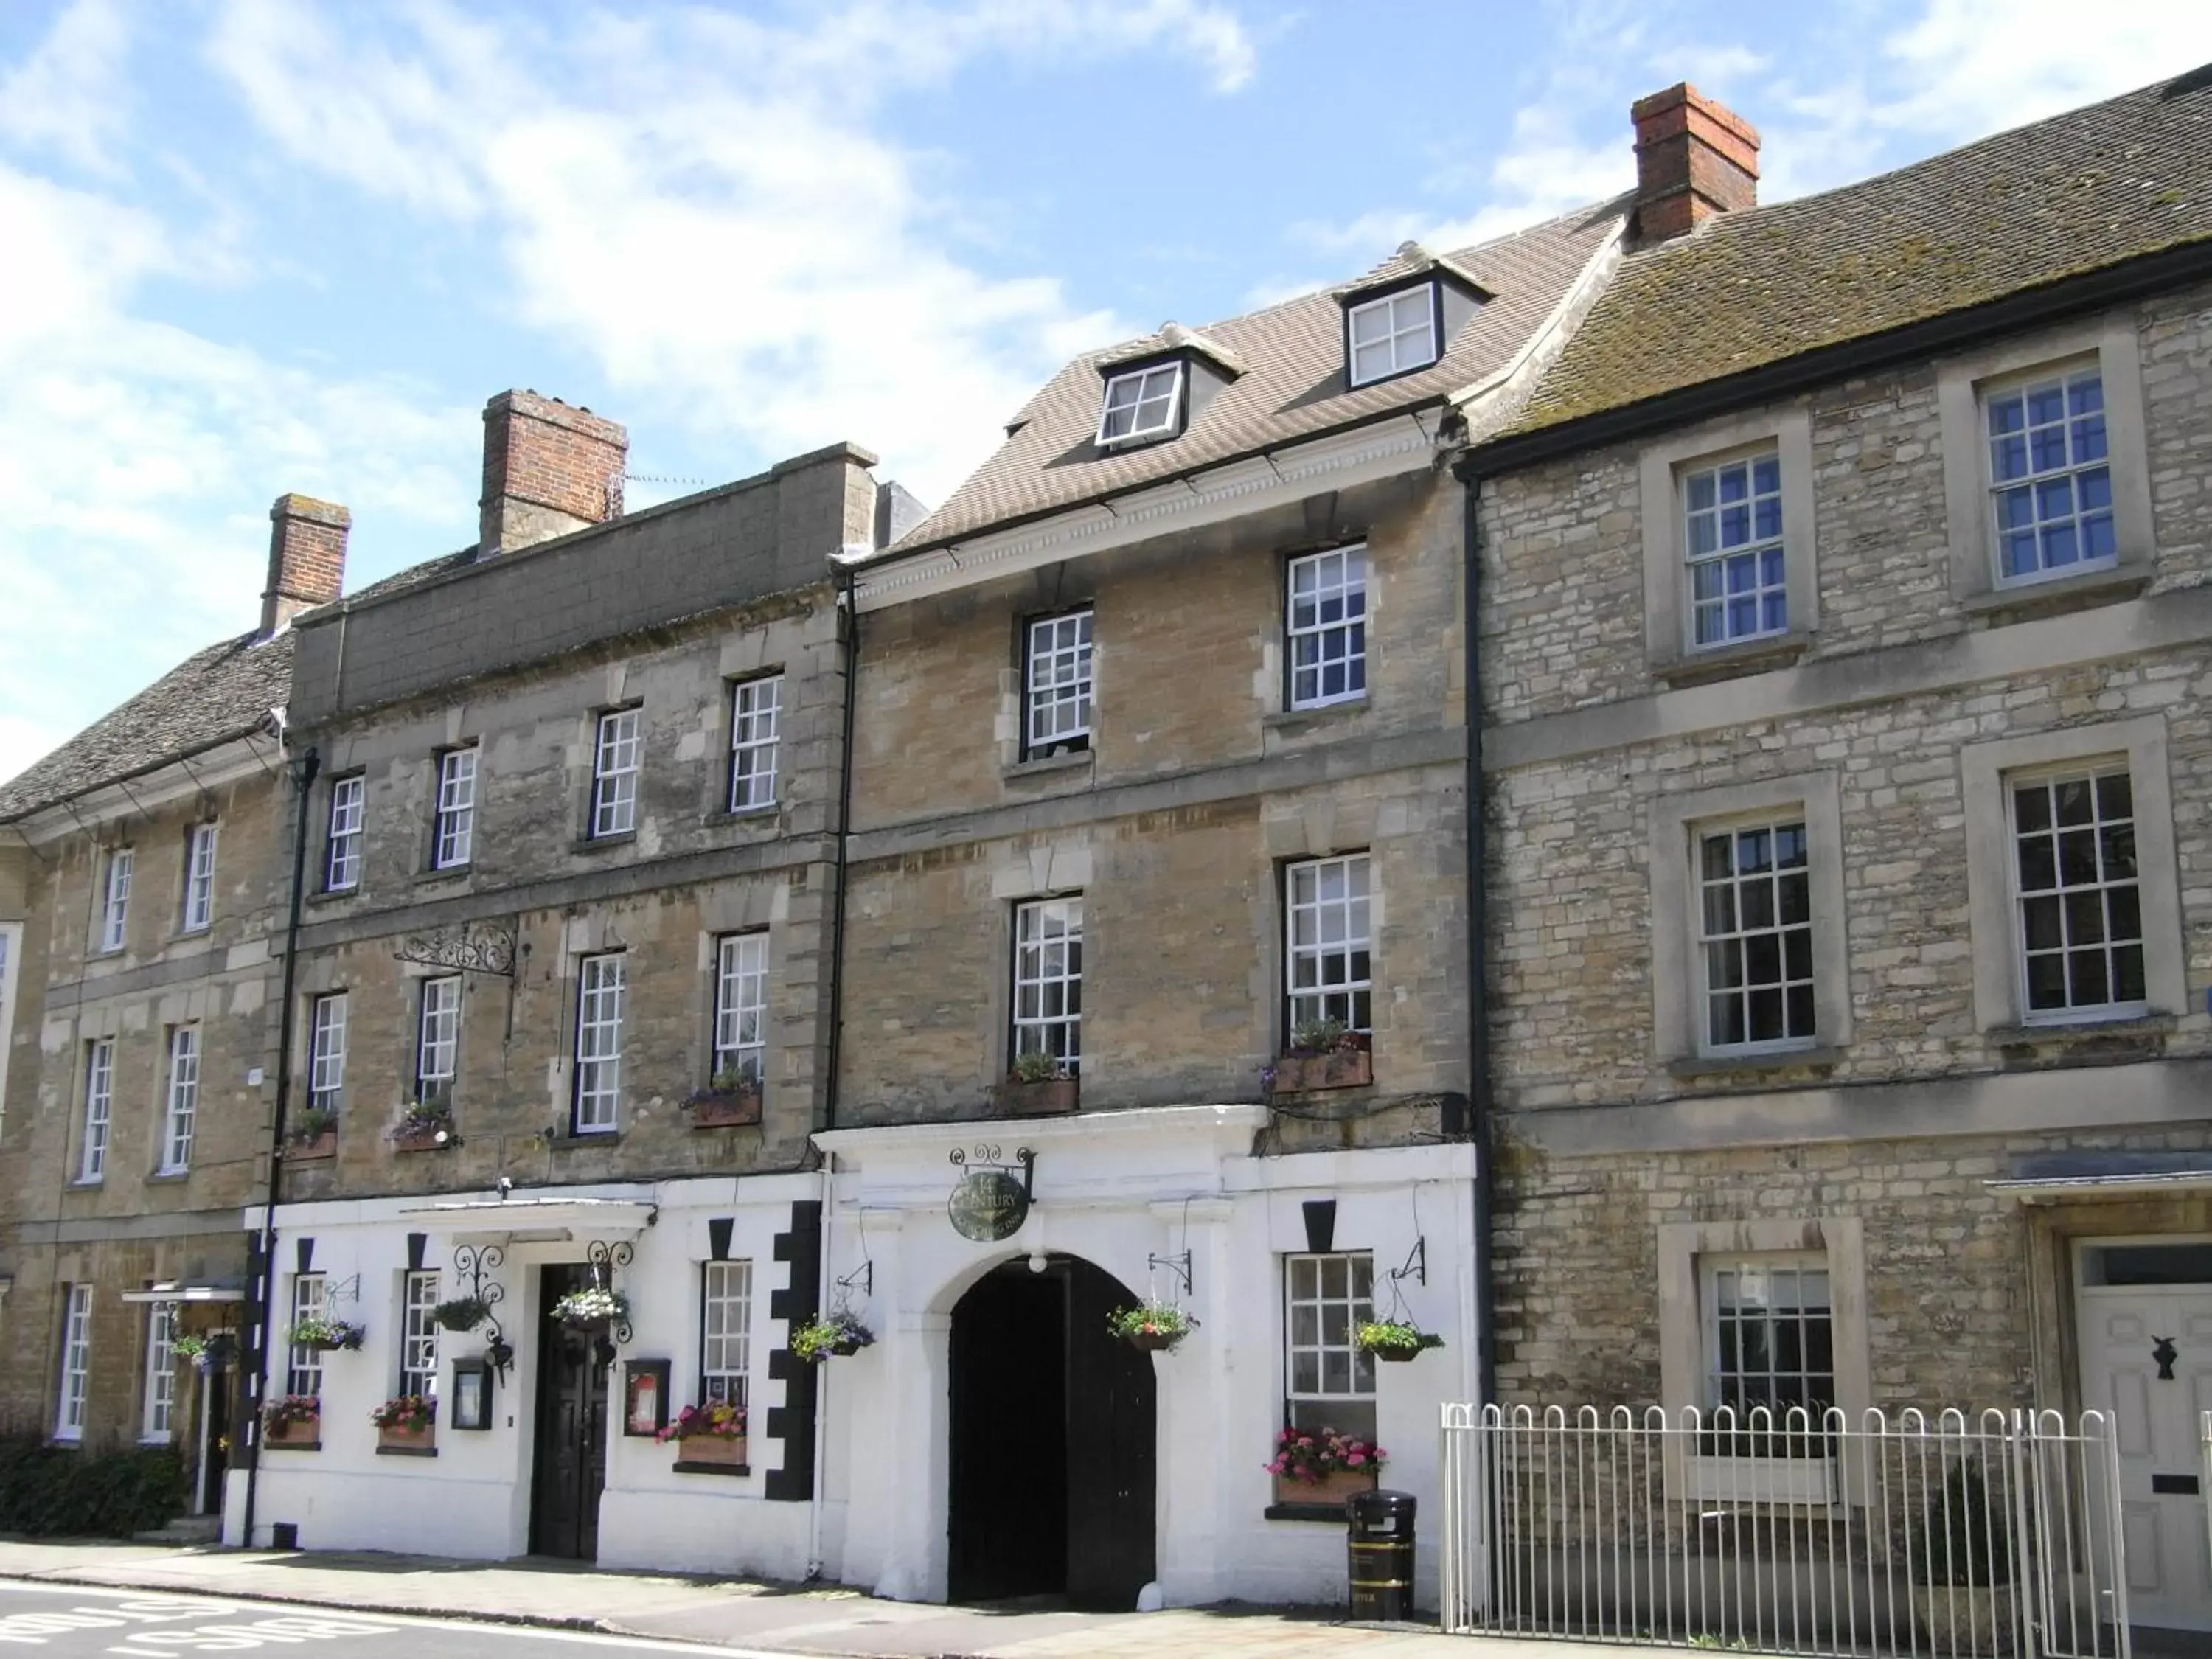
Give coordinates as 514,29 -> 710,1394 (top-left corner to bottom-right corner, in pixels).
947,1257 -> 1156,1610
948,1267 -> 1068,1601
1063,1257 -> 1157,1611
529,1265 -> 609,1559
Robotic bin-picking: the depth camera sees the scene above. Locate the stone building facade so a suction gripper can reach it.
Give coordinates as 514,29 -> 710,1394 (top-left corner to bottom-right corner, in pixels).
1468,72 -> 2212,1629
233,392 -> 900,1576
0,493 -> 348,1516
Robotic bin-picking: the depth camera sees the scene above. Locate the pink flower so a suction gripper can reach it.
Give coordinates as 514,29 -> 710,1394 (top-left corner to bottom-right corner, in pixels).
1346,1453 -> 1366,1467
1264,1458 -> 1284,1474
1298,1436 -> 1314,1447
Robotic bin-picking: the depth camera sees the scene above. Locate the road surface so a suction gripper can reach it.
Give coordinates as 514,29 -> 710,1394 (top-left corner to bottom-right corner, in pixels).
0,1582 -> 773,1657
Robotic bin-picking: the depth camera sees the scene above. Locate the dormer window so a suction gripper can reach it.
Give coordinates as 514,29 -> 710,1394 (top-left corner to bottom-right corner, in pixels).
1346,286 -> 1438,386
1097,364 -> 1183,446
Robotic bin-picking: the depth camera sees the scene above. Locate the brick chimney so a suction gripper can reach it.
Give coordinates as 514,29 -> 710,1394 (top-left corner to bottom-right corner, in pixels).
260,493 -> 349,636
1631,83 -> 1759,244
479,389 -> 629,557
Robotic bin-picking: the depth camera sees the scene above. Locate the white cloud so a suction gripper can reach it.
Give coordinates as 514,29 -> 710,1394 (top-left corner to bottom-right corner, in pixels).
0,0 -> 132,175
202,1 -> 1256,501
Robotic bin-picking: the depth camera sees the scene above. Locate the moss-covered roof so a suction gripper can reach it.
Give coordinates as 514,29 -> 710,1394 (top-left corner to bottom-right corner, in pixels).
1500,64 -> 2212,438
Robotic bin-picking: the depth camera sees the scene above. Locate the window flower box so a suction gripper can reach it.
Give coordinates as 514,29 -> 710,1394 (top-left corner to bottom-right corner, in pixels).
371,1394 -> 436,1454
1265,1425 -> 1386,1512
377,1420 -> 436,1454
686,1084 -> 762,1128
1270,1464 -> 1377,1509
659,1401 -> 748,1474
261,1396 -> 321,1449
990,1077 -> 1079,1116
1268,1023 -> 1372,1093
287,1130 -> 338,1160
285,1107 -> 338,1160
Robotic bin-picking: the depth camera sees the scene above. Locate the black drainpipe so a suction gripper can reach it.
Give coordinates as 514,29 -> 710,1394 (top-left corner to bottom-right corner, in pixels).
823,568 -> 860,1132
241,743 -> 316,1551
1454,459 -> 1497,1413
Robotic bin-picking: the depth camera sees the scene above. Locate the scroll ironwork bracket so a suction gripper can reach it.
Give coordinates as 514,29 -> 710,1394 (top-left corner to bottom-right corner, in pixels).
587,1238 -> 635,1347
1391,1237 -> 1427,1290
835,1260 -> 874,1299
949,1144 -> 1037,1200
392,919 -> 518,978
1148,1250 -> 1193,1298
453,1242 -> 509,1371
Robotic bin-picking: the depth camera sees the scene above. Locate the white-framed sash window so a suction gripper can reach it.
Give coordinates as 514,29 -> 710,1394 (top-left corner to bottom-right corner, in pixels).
1023,611 -> 1093,756
1347,287 -> 1436,385
433,748 -> 478,869
1697,818 -> 1815,1052
1691,1254 -> 1837,1503
701,1259 -> 752,1408
1286,853 -> 1372,1034
400,1270 -> 439,1399
2010,765 -> 2143,1020
712,933 -> 768,1088
308,992 -> 347,1113
286,1274 -> 327,1399
98,848 -> 132,953
1986,365 -> 2115,585
142,1302 -> 177,1442
591,708 -> 642,838
574,953 -> 625,1133
1287,546 -> 1367,709
158,1025 -> 198,1174
181,822 -> 218,932
416,976 -> 461,1099
55,1285 -> 92,1441
1096,363 -> 1183,444
1683,449 -> 1787,647
1284,1252 -> 1376,1441
80,1037 -> 114,1183
1011,897 -> 1082,1076
728,676 -> 782,813
325,775 -> 364,891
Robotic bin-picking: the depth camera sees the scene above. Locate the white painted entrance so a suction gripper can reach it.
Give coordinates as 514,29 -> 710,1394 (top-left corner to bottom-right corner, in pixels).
2077,1240 -> 2212,1632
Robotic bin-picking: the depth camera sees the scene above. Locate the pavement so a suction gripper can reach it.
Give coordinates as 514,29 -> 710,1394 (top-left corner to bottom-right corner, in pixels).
0,1539 -> 1583,1659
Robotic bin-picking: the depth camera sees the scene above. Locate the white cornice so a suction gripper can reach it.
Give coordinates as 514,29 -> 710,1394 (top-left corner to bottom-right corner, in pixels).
848,412 -> 1444,613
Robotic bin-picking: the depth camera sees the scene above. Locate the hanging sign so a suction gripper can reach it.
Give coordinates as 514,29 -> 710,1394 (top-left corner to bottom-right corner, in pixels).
946,1146 -> 1036,1242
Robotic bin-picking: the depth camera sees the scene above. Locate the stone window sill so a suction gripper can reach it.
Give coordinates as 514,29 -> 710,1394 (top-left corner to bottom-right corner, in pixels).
570,831 -> 636,856
1265,697 -> 1370,732
375,1444 -> 438,1458
1666,1046 -> 1846,1079
1986,1012 -> 2176,1046
705,804 -> 780,828
1005,748 -> 1093,782
305,887 -> 361,909
146,1170 -> 190,1185
548,1130 -> 622,1150
414,866 -> 472,888
1264,1503 -> 1349,1523
262,1440 -> 321,1453
1961,564 -> 2149,620
68,1178 -> 102,1190
1654,630 -> 1812,689
672,1459 -> 751,1477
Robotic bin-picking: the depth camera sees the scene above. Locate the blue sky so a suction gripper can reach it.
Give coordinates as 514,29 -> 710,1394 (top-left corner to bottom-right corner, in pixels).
2,0 -> 2207,785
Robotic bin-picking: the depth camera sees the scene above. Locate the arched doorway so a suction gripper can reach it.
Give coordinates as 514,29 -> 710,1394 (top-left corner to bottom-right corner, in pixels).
947,1254 -> 1156,1610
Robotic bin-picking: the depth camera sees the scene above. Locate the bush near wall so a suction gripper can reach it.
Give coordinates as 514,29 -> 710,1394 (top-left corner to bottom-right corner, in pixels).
0,1437 -> 186,1537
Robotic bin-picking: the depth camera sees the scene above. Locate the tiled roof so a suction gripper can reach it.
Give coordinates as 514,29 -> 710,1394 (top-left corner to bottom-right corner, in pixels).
886,197 -> 1631,552
0,630 -> 292,822
1500,66 -> 2212,438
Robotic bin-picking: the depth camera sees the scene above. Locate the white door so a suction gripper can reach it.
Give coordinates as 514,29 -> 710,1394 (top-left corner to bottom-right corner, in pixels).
2078,1285 -> 2212,1630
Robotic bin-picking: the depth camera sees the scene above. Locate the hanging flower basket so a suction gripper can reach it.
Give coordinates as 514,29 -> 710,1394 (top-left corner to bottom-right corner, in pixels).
173,1333 -> 209,1371
433,1295 -> 491,1333
285,1316 -> 364,1352
1355,1320 -> 1444,1363
791,1312 -> 873,1363
1106,1302 -> 1197,1353
552,1286 -> 627,1334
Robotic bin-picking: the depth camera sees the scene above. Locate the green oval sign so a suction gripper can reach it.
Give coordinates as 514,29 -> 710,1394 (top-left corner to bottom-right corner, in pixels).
948,1169 -> 1030,1242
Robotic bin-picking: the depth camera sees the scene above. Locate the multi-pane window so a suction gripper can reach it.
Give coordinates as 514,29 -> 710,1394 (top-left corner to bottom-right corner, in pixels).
142,1303 -> 177,1441
700,1259 -> 752,1408
1287,854 -> 1371,1034
286,1274 -> 327,1399
574,953 -> 625,1133
433,748 -> 478,869
181,822 -> 218,932
1287,546 -> 1367,709
159,1025 -> 198,1174
1684,451 -> 1786,647
1096,364 -> 1183,445
1698,821 -> 1815,1051
1284,1253 -> 1376,1439
1704,1257 -> 1834,1421
728,677 -> 782,813
591,709 -> 642,838
1012,897 -> 1082,1076
98,848 -> 132,953
308,992 -> 347,1113
2012,768 -> 2143,1018
400,1270 -> 439,1399
325,776 -> 364,891
55,1285 -> 92,1441
1987,367 -> 2114,583
712,933 -> 768,1088
1024,611 -> 1093,755
1347,288 -> 1436,386
80,1037 -> 113,1183
415,977 -> 460,1099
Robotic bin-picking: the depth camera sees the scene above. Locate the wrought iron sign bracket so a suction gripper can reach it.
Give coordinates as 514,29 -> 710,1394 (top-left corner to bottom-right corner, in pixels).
587,1238 -> 636,1349
392,919 -> 518,978
1391,1237 -> 1428,1290
453,1242 -> 511,1381
835,1260 -> 874,1299
948,1144 -> 1037,1200
1148,1250 -> 1194,1298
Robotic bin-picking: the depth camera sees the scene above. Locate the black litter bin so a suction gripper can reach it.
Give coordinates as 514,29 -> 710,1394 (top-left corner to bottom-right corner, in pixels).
1346,1488 -> 1416,1621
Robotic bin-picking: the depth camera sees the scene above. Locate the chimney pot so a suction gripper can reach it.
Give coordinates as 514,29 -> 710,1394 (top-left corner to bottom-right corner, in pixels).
261,493 -> 349,636
1631,82 -> 1759,245
479,390 -> 629,557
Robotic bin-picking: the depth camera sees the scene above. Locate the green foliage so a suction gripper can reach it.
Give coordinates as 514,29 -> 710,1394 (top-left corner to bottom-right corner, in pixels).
1288,1018 -> 1354,1055
1105,1301 -> 1197,1344
1354,1320 -> 1444,1357
1912,1458 -> 2015,1587
287,1106 -> 336,1144
790,1312 -> 874,1363
431,1296 -> 490,1332
0,1436 -> 187,1537
1008,1048 -> 1065,1085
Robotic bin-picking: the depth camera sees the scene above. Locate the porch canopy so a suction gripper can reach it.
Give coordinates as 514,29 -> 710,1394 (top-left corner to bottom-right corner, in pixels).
119,1281 -> 246,1304
395,1193 -> 659,1244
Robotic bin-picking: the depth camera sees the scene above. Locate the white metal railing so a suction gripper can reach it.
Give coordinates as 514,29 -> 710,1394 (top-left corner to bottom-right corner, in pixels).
1441,1405 -> 2128,1659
